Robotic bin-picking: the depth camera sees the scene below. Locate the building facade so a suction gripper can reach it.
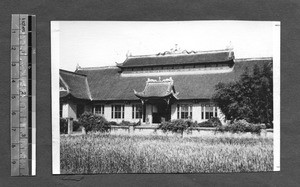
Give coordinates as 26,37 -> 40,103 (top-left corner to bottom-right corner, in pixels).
59,48 -> 272,124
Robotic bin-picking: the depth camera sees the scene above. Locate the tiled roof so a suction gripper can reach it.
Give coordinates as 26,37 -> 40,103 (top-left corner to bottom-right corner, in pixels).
134,78 -> 179,99
59,70 -> 91,100
70,58 -> 272,101
119,50 -> 234,68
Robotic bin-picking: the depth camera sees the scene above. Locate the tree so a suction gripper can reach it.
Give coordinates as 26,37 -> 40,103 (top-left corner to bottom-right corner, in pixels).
212,62 -> 273,126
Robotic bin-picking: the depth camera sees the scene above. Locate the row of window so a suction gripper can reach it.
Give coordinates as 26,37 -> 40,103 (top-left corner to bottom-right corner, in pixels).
94,104 -> 142,119
93,104 -> 218,120
60,103 -> 219,120
177,105 -> 218,120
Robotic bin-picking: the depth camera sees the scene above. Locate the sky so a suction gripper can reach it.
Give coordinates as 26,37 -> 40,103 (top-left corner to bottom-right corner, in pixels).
53,21 -> 276,71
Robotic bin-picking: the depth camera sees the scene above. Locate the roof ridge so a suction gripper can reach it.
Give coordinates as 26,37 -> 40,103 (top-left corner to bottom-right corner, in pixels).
127,49 -> 232,59
235,57 -> 273,62
76,66 -> 119,70
60,69 -> 87,77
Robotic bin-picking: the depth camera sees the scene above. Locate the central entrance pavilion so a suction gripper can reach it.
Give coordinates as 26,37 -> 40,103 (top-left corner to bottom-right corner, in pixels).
134,77 -> 179,124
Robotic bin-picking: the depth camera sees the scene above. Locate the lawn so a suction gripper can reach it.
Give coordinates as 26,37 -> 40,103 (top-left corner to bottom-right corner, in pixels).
60,132 -> 273,174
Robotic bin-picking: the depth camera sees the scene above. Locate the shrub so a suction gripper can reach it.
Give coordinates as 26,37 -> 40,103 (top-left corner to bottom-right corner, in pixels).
78,112 -> 110,133
208,117 -> 222,127
108,121 -> 118,126
73,120 -> 81,131
216,120 -> 266,134
158,119 -> 192,134
60,118 -> 68,134
120,120 -> 131,126
196,121 -> 212,127
190,117 -> 222,128
110,120 -> 141,126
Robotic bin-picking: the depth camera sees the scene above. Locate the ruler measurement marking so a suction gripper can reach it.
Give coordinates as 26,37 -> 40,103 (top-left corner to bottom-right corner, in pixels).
11,14 -> 35,176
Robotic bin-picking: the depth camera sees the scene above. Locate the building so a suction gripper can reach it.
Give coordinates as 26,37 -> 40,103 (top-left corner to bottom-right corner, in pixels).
59,48 -> 272,124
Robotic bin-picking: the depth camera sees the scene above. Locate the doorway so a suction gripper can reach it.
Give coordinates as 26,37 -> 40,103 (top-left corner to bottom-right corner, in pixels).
152,102 -> 171,123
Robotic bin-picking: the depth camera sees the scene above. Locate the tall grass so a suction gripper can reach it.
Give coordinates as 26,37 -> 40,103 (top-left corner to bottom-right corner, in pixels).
60,133 -> 273,174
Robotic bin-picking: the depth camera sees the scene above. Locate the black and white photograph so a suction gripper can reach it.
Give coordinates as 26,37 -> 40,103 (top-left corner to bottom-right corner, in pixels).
51,21 -> 280,174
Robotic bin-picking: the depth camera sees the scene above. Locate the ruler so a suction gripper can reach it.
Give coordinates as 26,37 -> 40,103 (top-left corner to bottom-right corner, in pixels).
11,14 -> 36,176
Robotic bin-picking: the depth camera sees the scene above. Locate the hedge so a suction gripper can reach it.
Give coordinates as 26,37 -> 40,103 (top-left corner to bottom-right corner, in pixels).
190,117 -> 222,128
158,119 -> 193,134
216,120 -> 266,134
108,120 -> 141,126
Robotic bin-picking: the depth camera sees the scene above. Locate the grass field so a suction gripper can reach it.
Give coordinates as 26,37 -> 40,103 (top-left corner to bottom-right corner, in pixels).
60,132 -> 273,174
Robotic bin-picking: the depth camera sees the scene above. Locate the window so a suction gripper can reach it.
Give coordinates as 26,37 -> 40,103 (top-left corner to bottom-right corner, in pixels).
94,105 -> 104,115
111,105 -> 124,119
177,104 -> 192,119
132,104 -> 143,119
205,106 -> 214,119
201,105 -> 217,120
181,105 -> 189,119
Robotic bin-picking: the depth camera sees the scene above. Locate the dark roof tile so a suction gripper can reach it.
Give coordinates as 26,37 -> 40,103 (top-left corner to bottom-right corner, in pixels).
60,70 -> 91,100
74,58 -> 272,101
134,78 -> 178,98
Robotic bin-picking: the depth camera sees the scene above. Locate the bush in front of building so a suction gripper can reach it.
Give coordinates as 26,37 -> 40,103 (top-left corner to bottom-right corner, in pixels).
108,121 -> 118,126
216,119 -> 266,134
72,120 -> 81,131
60,118 -> 68,134
158,119 -> 193,135
78,112 -> 110,133
108,120 -> 141,126
191,117 -> 222,128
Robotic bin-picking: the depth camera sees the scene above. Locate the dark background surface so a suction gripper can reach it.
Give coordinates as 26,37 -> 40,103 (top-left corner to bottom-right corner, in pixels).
0,0 -> 299,186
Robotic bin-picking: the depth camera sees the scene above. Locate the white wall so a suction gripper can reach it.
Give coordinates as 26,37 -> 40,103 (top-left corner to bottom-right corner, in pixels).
62,104 -> 68,118
171,104 -> 177,120
68,102 -> 77,120
62,102 -> 77,120
192,104 -> 202,122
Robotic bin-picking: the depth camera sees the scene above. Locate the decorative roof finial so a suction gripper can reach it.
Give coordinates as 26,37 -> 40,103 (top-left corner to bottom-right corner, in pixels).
226,41 -> 233,50
126,50 -> 132,58
76,63 -> 81,70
